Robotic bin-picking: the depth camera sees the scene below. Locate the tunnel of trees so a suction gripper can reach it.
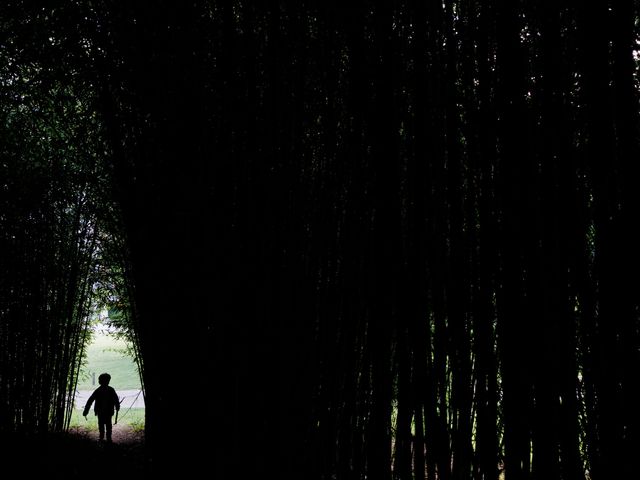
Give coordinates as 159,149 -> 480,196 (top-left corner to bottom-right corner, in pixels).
2,1 -> 640,479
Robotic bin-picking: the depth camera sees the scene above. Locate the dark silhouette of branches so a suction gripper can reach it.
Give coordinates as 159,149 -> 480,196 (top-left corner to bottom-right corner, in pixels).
1,1 -> 639,479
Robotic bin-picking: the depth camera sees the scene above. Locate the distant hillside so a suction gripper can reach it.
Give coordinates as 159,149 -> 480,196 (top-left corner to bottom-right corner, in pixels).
76,329 -> 141,391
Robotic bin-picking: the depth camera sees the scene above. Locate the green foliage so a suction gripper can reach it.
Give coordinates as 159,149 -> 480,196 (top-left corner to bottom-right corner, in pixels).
0,3 -> 115,433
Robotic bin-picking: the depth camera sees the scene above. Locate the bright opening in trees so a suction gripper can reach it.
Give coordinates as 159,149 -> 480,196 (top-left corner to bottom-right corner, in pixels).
69,315 -> 144,435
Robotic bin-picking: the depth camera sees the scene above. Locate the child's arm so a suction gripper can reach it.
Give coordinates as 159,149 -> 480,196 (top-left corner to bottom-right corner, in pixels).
82,391 -> 96,417
113,389 -> 120,411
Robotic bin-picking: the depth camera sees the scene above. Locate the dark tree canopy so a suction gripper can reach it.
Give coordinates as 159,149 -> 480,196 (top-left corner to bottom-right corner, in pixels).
2,1 -> 640,479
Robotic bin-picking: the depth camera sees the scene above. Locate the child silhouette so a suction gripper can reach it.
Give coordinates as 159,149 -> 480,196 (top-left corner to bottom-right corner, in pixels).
83,373 -> 120,442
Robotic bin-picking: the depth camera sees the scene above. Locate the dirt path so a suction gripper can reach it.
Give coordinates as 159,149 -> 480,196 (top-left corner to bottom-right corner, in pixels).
69,422 -> 145,444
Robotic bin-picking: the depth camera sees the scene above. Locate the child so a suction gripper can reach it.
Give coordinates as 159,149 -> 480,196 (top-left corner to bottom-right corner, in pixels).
82,373 -> 120,443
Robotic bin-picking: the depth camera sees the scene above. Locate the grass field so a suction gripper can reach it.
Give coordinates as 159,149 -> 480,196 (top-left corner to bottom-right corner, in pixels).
68,408 -> 145,431
76,328 -> 142,391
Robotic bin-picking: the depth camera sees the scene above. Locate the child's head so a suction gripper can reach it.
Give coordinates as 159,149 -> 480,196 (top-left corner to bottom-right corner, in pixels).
98,373 -> 111,386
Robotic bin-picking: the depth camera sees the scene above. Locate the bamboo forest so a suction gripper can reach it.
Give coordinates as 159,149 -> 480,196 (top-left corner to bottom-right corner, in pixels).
2,1 -> 640,479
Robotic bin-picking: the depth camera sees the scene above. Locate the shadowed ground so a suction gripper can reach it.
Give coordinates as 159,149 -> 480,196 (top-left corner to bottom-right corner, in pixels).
1,427 -> 147,479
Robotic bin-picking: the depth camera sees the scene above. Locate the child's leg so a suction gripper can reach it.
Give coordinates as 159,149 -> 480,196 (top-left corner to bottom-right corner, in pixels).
98,417 -> 105,441
105,415 -> 113,442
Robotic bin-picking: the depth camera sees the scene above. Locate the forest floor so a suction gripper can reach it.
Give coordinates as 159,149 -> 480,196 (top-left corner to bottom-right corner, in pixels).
2,425 -> 148,479
69,422 -> 145,444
